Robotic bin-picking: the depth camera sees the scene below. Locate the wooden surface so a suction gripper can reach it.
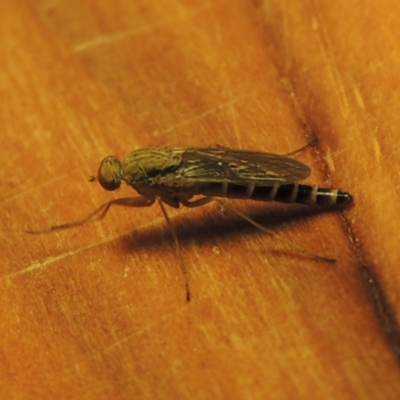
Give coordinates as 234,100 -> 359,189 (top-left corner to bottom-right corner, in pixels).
2,1 -> 400,399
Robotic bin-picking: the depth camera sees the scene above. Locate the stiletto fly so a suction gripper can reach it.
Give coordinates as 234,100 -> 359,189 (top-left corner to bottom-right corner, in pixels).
28,146 -> 353,301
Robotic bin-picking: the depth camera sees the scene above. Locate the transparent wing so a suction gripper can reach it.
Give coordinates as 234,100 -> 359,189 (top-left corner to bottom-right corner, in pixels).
172,147 -> 311,184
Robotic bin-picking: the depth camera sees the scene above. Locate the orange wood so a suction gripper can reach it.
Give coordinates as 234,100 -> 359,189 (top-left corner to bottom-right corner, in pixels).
1,1 -> 400,398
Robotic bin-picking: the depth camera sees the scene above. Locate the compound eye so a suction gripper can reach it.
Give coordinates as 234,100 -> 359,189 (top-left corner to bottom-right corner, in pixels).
98,156 -> 122,191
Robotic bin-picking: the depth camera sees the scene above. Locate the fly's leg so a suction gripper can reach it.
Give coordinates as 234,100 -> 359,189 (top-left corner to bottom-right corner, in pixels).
157,198 -> 191,302
27,197 -> 154,233
213,198 -> 336,263
181,197 -> 336,263
285,136 -> 318,157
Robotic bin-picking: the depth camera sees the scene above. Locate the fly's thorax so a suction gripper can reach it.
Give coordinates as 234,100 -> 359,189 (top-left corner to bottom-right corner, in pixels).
122,147 -> 183,184
130,181 -> 160,199
98,156 -> 123,191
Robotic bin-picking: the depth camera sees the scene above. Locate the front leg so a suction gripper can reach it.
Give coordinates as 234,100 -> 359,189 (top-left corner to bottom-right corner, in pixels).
27,196 -> 155,233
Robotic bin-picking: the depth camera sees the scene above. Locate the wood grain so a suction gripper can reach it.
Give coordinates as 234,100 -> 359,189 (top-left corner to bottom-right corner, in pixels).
1,0 -> 400,399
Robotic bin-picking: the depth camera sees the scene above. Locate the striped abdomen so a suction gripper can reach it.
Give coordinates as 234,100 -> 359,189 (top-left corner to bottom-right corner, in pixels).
200,182 -> 353,206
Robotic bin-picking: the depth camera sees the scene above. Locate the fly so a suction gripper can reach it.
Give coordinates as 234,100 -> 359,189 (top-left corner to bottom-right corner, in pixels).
28,145 -> 353,301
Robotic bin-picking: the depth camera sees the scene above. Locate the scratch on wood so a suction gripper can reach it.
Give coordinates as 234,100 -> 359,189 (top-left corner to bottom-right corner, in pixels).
6,250 -> 84,277
313,8 -> 350,117
73,6 -> 211,53
73,30 -> 144,53
324,147 -> 336,173
353,86 -> 366,110
17,214 -> 171,280
5,235 -> 123,279
372,138 -> 382,161
162,94 -> 254,135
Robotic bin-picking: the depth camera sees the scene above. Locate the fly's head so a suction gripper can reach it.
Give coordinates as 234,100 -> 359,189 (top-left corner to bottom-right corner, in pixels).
97,156 -> 123,191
